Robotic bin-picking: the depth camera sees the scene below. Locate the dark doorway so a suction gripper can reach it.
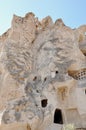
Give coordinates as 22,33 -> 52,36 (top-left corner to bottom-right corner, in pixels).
54,109 -> 63,124
85,89 -> 86,94
41,99 -> 48,107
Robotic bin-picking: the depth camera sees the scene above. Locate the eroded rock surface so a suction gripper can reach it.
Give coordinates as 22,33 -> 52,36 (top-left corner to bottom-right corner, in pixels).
0,123 -> 31,130
0,12 -> 86,130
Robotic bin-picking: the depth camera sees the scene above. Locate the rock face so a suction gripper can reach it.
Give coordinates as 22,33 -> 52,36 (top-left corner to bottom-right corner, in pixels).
0,12 -> 86,130
0,123 -> 31,130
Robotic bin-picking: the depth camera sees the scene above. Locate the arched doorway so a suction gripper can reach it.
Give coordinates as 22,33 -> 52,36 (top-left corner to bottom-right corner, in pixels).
54,109 -> 63,124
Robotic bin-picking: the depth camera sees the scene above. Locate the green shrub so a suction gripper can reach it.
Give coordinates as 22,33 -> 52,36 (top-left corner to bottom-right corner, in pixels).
63,124 -> 75,130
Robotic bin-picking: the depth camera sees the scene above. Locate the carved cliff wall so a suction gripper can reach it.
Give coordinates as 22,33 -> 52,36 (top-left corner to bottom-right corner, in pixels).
0,12 -> 86,130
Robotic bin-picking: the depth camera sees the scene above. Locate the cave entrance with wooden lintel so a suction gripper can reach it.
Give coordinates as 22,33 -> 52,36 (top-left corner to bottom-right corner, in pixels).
54,108 -> 63,124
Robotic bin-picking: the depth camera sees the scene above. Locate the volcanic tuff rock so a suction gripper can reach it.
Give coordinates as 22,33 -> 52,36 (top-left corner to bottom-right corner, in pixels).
0,123 -> 31,130
0,12 -> 86,130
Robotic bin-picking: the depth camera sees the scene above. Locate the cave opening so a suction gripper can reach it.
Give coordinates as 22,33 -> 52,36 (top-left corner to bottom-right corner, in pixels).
55,70 -> 58,74
33,76 -> 37,81
41,99 -> 48,107
85,89 -> 86,94
54,109 -> 63,124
